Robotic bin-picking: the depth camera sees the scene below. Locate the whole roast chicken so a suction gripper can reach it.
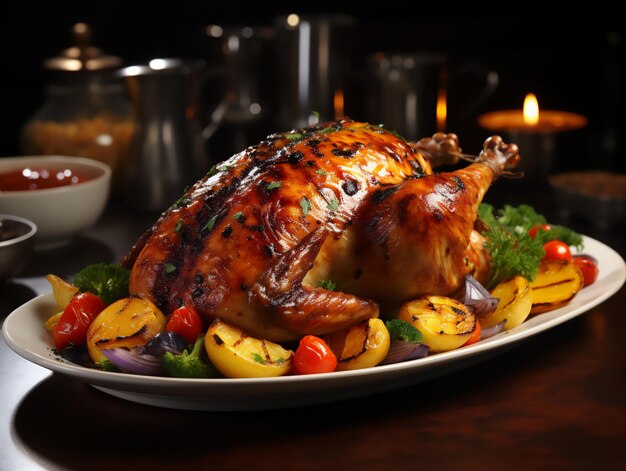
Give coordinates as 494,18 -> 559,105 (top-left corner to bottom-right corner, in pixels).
122,120 -> 520,341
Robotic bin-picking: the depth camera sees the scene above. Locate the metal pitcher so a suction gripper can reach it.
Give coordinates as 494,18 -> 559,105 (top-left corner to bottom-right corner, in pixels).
118,59 -> 211,213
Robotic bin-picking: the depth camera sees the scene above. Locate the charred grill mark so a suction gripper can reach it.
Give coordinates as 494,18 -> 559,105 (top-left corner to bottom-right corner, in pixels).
264,245 -> 274,257
194,273 -> 203,284
433,210 -> 444,222
332,148 -> 357,158
366,213 -> 382,233
451,306 -> 466,316
287,151 -> 304,164
192,288 -> 204,298
452,176 -> 465,192
240,283 -> 248,291
397,194 -> 416,225
221,226 -> 233,238
95,325 -> 149,346
372,186 -> 399,204
410,160 -> 426,177
388,151 -> 402,162
341,178 -> 359,196
305,138 -> 326,158
305,160 -> 316,167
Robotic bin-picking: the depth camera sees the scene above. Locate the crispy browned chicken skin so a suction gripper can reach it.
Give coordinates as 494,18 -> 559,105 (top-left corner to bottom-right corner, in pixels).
122,120 -> 519,341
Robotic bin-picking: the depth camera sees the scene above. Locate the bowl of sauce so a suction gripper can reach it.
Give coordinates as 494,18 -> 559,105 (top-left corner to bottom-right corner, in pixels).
0,166 -> 95,192
0,156 -> 111,250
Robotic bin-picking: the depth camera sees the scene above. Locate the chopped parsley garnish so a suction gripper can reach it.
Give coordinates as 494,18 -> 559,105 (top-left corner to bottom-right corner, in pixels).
300,197 -> 312,217
478,203 -> 583,288
164,263 -> 177,274
327,196 -> 339,211
173,219 -> 183,233
202,215 -> 218,232
73,263 -> 130,305
285,132 -> 303,141
315,169 -> 327,176
385,319 -> 423,344
232,212 -> 245,223
267,181 -> 282,190
207,164 -> 232,177
252,353 -> 267,365
318,279 -> 337,291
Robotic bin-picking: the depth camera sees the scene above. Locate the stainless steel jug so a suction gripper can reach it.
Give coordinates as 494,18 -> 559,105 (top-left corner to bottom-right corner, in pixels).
274,14 -> 354,129
118,59 -> 208,213
363,52 -> 499,140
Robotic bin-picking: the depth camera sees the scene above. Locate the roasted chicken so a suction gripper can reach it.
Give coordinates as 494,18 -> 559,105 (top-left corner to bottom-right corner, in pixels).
122,120 -> 520,341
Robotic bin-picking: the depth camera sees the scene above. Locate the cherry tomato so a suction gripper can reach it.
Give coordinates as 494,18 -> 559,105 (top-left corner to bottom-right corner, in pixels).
463,321 -> 482,346
292,335 -> 337,375
543,240 -> 572,261
166,306 -> 203,344
528,223 -> 552,238
573,255 -> 599,287
53,292 -> 105,351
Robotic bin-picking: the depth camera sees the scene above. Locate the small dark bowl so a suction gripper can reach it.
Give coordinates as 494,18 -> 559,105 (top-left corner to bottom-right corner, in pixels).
549,171 -> 626,230
0,214 -> 37,280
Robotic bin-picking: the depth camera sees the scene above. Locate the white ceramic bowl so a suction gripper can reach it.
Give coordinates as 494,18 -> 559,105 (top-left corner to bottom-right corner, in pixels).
0,156 -> 111,250
0,214 -> 37,279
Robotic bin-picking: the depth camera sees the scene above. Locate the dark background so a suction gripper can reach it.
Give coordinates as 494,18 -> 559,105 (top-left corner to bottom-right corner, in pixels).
1,3 -> 624,173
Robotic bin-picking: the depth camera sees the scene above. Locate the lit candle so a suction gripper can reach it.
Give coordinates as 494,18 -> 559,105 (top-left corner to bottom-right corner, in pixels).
436,85 -> 447,132
477,94 -> 587,181
478,93 -> 587,133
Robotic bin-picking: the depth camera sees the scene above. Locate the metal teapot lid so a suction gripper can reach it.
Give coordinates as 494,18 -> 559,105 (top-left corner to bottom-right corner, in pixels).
44,23 -> 122,71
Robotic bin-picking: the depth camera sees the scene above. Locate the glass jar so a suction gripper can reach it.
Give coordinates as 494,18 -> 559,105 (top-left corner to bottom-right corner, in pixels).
20,23 -> 133,187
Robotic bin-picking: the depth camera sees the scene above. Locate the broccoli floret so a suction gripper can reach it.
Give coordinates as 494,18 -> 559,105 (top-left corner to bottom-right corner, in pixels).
385,319 -> 423,344
73,263 -> 130,305
161,335 -> 215,378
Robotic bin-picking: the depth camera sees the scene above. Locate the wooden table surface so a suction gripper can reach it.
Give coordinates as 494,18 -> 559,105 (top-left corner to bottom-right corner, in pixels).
1,187 -> 625,471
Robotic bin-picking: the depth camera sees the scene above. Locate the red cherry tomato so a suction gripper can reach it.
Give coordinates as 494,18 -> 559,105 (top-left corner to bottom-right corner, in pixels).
529,223 -> 552,238
166,306 -> 203,344
463,321 -> 482,346
573,255 -> 599,287
543,240 -> 572,261
292,335 -> 337,375
53,292 -> 106,351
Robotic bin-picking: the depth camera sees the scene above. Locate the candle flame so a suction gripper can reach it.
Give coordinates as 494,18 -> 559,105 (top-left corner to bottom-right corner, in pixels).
523,93 -> 539,126
334,89 -> 344,119
436,87 -> 447,132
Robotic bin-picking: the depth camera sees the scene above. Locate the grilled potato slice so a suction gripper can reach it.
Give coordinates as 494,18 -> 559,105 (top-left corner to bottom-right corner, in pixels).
323,318 -> 390,371
205,319 -> 293,378
485,275 -> 532,330
86,296 -> 166,363
46,274 -> 79,310
398,295 -> 476,352
530,260 -> 584,314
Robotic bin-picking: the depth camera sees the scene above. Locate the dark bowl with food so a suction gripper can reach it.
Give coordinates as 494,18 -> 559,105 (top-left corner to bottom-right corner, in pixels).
0,214 -> 37,281
549,171 -> 626,230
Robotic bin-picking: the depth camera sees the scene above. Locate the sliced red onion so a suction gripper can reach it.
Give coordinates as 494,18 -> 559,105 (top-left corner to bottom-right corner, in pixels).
380,341 -> 429,365
144,332 -> 188,356
102,348 -> 164,376
455,275 -> 499,318
480,320 -> 506,340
